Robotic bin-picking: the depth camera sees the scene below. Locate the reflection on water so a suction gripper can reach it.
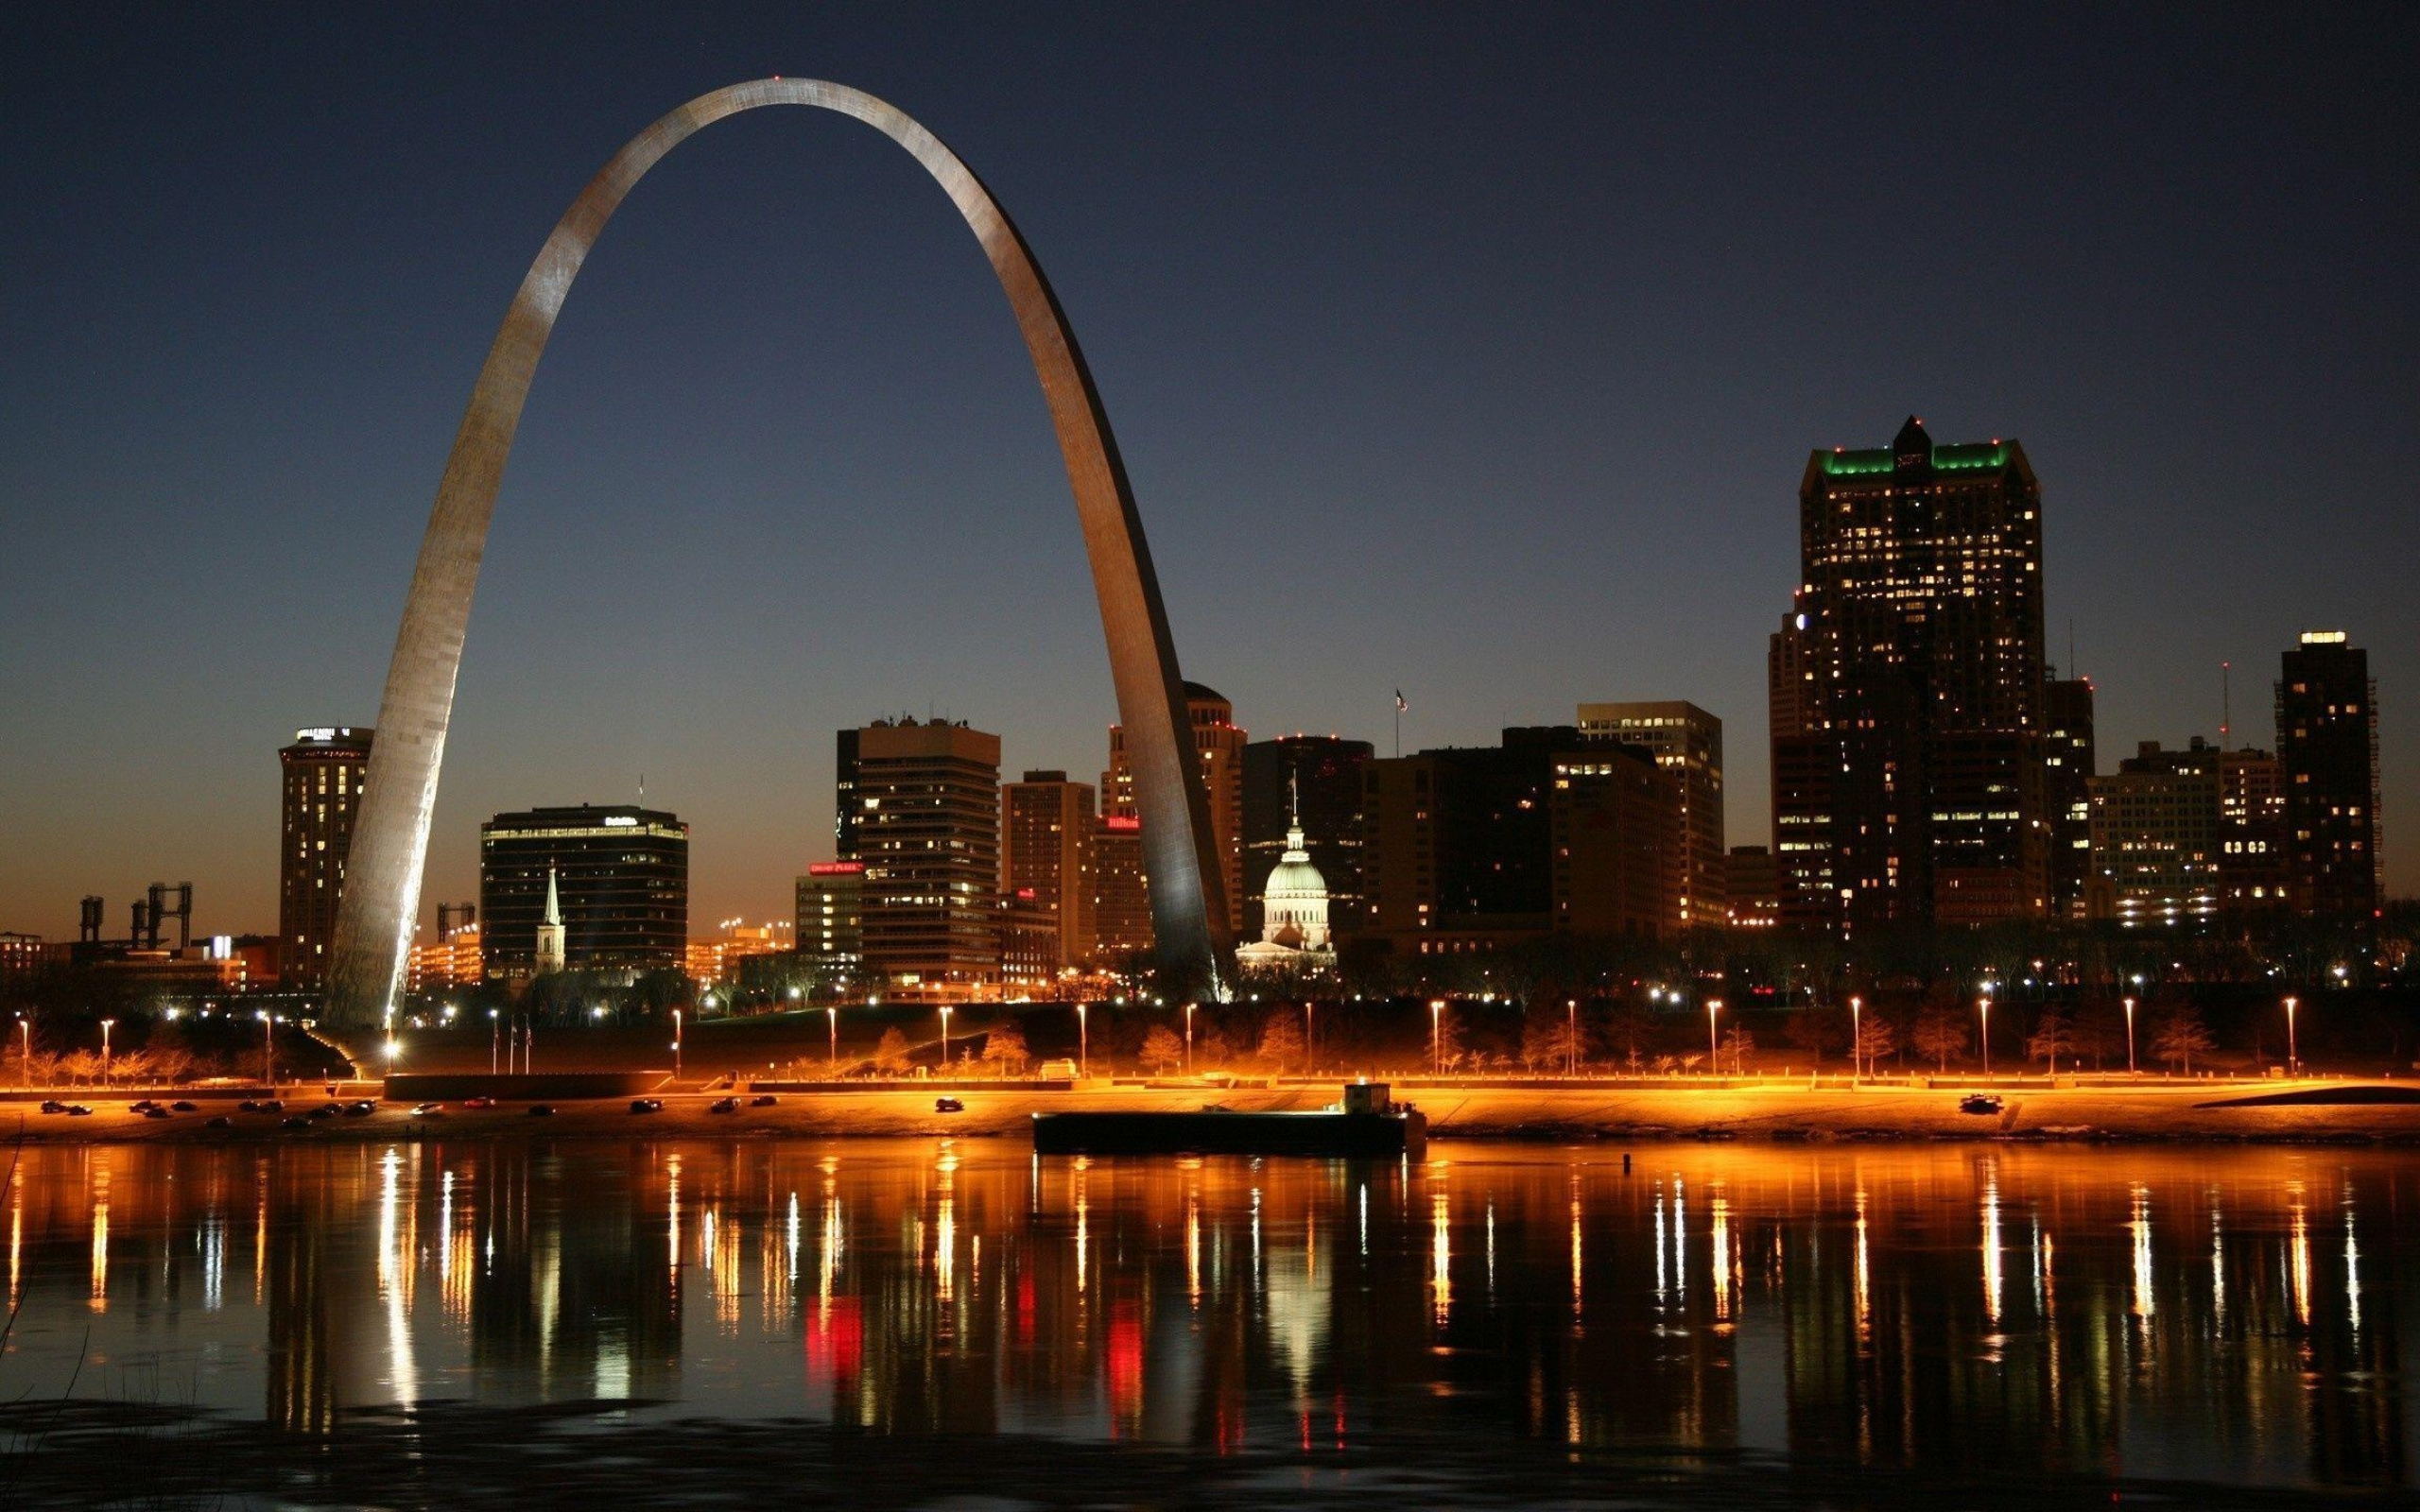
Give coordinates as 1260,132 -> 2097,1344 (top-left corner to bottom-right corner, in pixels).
1,1141 -> 2412,1496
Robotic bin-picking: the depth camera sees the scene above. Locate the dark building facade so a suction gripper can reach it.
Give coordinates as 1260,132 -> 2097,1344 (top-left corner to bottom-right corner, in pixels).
2043,675 -> 2097,919
1001,771 -> 1096,973
2276,632 -> 2380,917
794,861 -> 864,988
278,726 -> 373,991
1769,417 -> 2050,934
1241,735 -> 1372,940
846,719 -> 1002,996
1576,702 -> 1724,929
479,804 -> 688,975
2219,747 -> 2289,915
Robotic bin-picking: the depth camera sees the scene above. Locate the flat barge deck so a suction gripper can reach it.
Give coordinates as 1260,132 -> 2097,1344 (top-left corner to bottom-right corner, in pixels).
1031,1083 -> 1426,1158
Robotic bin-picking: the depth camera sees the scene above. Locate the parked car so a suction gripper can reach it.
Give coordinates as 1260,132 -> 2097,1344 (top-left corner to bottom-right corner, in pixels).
934,1096 -> 964,1113
170,1101 -> 198,1112
527,1104 -> 557,1117
749,1094 -> 778,1108
40,1100 -> 67,1114
343,1100 -> 376,1117
709,1097 -> 740,1115
410,1103 -> 445,1117
1959,1093 -> 2004,1115
204,1115 -> 233,1129
309,1104 -> 340,1120
142,1106 -> 171,1120
65,1105 -> 94,1117
630,1098 -> 664,1114
130,1100 -> 159,1113
280,1115 -> 311,1130
463,1096 -> 498,1109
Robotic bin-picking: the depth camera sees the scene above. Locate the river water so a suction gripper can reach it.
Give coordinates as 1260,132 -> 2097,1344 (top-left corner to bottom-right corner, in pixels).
0,1139 -> 2410,1506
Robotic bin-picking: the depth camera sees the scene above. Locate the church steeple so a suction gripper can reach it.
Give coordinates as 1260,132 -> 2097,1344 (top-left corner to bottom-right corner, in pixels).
534,866 -> 566,976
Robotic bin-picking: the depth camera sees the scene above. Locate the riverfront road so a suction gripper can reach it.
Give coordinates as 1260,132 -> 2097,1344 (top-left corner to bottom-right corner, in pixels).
9,1077 -> 2420,1146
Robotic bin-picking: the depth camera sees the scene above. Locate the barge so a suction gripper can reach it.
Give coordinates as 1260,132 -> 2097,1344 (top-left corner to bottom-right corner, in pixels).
1031,1082 -> 1426,1159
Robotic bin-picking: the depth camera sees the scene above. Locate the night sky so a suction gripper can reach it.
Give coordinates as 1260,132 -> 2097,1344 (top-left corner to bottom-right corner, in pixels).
3,4 -> 2412,939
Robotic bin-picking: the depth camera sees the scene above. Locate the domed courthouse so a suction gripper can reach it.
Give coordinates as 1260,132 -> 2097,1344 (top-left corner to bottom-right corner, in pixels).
1236,786 -> 1335,971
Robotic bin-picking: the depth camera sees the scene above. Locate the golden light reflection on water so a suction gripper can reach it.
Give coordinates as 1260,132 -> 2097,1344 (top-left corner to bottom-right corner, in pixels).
3,1142 -> 2413,1492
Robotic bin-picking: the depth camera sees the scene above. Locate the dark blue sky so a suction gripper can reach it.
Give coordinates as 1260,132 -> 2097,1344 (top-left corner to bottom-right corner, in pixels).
3,3 -> 2412,937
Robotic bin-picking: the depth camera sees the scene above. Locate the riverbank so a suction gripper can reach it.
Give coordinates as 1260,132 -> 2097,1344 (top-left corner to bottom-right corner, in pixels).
11,1077 -> 2420,1146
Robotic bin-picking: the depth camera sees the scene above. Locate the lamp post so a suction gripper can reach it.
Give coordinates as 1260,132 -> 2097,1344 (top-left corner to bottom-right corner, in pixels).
672,1008 -> 683,1083
1978,997 -> 1991,1079
2122,996 -> 2136,1075
525,1018 -> 535,1075
2285,995 -> 2299,1076
100,1018 -> 114,1090
1707,999 -> 1722,1074
827,1005 -> 838,1069
259,1010 -> 274,1087
1566,999 -> 1579,1077
939,1005 -> 953,1074
1303,1001 -> 1316,1074
1429,999 -> 1445,1074
1077,1001 -> 1089,1079
490,1008 -> 500,1074
1849,996 -> 1862,1084
17,1016 -> 30,1090
1184,1002 -> 1195,1074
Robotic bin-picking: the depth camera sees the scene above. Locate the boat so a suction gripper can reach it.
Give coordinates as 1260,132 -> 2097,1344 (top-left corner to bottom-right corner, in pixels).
1031,1081 -> 1426,1158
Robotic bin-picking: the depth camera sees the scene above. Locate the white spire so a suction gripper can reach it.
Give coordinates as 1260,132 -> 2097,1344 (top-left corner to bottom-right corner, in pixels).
543,866 -> 562,927
535,866 -> 566,976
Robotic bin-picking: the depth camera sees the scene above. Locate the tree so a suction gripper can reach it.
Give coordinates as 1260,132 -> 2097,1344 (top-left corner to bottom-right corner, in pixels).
981,1023 -> 1030,1074
1720,1024 -> 1755,1075
1852,1012 -> 1897,1074
1783,1006 -> 1846,1065
2026,1009 -> 2075,1074
1912,1002 -> 1966,1073
1257,1010 -> 1305,1074
873,1027 -> 913,1077
1520,1012 -> 1583,1073
1139,1024 -> 1184,1074
2070,1000 -> 2126,1071
2153,1007 -> 2216,1074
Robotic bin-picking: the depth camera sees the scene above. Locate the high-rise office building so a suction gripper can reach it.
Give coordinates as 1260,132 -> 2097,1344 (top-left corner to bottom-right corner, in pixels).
1001,770 -> 1097,974
795,862 -> 865,988
847,718 -> 1001,996
1769,417 -> 2050,932
278,726 -> 373,991
1723,846 -> 1781,929
1091,814 -> 1152,963
1105,681 -> 1244,934
2276,631 -> 2381,917
2086,740 -> 2221,928
2043,674 -> 2096,919
2219,747 -> 2289,915
1241,735 -> 1371,939
1359,727 -> 1679,954
1576,701 -> 1723,928
478,804 -> 688,975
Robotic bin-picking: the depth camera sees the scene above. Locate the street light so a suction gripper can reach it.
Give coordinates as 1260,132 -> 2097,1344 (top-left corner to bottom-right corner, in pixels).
826,1004 -> 838,1068
1978,997 -> 1991,1079
1184,1002 -> 1195,1074
1077,1001 -> 1089,1079
1706,999 -> 1722,1074
2285,995 -> 2299,1076
16,1015 -> 30,1091
100,1018 -> 114,1089
1303,1001 -> 1316,1074
672,1007 -> 683,1082
1849,996 -> 1862,1084
1565,998 -> 1578,1077
1429,999 -> 1445,1074
2122,996 -> 2137,1075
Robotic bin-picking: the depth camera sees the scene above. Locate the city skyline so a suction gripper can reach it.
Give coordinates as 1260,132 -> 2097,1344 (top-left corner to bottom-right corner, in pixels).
5,7 -> 2415,939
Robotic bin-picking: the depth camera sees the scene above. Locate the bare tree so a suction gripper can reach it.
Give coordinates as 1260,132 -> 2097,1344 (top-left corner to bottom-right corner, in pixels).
1720,1024 -> 1756,1075
1852,1012 -> 1897,1073
980,1023 -> 1030,1074
2026,1009 -> 2075,1074
2153,1007 -> 2216,1074
1138,1024 -> 1184,1074
1256,1010 -> 1305,1074
873,1027 -> 913,1077
1911,1003 -> 1965,1073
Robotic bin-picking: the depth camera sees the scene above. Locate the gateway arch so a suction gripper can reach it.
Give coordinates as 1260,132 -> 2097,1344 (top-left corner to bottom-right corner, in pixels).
327,78 -> 1232,1030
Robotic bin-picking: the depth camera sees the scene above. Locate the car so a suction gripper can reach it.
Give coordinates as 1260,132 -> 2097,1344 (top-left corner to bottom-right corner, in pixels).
934,1096 -> 964,1114
463,1096 -> 498,1109
204,1115 -> 233,1129
143,1106 -> 171,1120
40,1100 -> 67,1114
1960,1093 -> 2004,1115
239,1099 -> 261,1112
280,1115 -> 311,1130
527,1103 -> 556,1117
309,1104 -> 340,1120
630,1098 -> 664,1114
171,1101 -> 198,1112
410,1103 -> 445,1117
343,1100 -> 376,1118
65,1104 -> 94,1116
708,1097 -> 740,1114
749,1094 -> 778,1108
130,1099 -> 159,1113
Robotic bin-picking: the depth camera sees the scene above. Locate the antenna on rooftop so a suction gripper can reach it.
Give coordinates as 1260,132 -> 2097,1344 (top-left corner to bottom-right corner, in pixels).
2221,662 -> 2232,751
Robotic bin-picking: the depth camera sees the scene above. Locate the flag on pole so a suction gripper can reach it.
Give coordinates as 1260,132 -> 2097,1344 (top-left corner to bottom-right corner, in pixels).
1394,689 -> 1408,712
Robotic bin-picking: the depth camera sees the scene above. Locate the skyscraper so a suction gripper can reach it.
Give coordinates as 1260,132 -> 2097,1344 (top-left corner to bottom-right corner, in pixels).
1241,735 -> 1371,939
2086,740 -> 2221,928
1001,770 -> 1097,973
278,726 -> 373,991
2276,631 -> 2381,917
1092,814 -> 1152,964
1769,417 -> 2050,932
795,862 -> 865,988
478,804 -> 688,975
848,718 -> 1002,996
2043,674 -> 2097,919
1576,701 -> 1723,928
1105,681 -> 1244,935
2219,747 -> 2289,915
